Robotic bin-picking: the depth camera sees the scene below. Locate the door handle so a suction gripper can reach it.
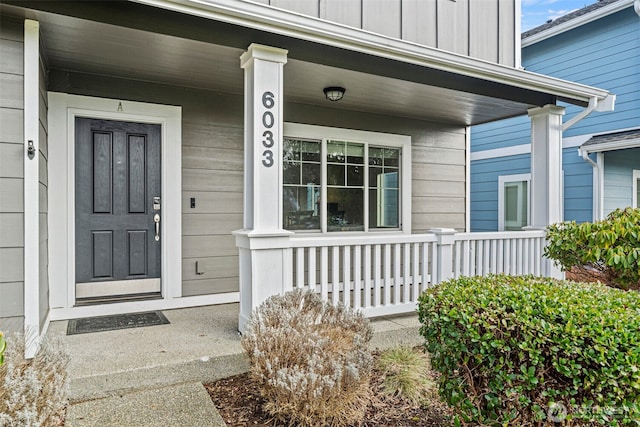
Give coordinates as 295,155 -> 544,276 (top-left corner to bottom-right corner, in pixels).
154,213 -> 160,241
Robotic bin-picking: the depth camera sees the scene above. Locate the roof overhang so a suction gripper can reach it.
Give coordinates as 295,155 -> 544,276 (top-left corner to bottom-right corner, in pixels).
522,0 -> 637,47
3,0 -> 614,126
579,128 -> 640,154
136,0 -> 611,109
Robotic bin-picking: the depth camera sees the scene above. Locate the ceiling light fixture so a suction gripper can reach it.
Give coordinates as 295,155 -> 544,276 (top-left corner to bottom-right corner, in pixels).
323,86 -> 346,102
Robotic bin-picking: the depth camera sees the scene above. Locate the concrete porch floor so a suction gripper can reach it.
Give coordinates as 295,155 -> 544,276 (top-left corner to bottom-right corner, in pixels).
46,303 -> 423,426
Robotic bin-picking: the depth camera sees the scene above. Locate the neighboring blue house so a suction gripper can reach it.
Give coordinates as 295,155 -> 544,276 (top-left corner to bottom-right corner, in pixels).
470,0 -> 640,231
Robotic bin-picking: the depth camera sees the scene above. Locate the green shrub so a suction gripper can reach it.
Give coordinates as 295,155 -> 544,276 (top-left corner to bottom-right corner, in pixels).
545,207 -> 640,289
241,289 -> 373,427
0,333 -> 5,366
0,333 -> 69,426
418,274 -> 640,426
377,346 -> 437,406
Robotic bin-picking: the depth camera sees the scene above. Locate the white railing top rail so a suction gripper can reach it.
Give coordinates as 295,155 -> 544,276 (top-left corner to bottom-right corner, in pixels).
288,232 -> 439,248
453,229 -> 546,241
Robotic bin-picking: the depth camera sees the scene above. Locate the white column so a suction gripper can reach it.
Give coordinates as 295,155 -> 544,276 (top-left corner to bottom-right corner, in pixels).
235,44 -> 292,332
528,104 -> 565,278
23,20 -> 40,358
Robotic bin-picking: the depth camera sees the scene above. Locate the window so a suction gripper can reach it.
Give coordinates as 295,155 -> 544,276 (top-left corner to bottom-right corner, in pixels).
498,174 -> 530,231
633,170 -> 640,208
283,124 -> 410,233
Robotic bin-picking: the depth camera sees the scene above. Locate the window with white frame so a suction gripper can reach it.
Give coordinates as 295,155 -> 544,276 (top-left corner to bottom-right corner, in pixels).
283,123 -> 410,233
633,170 -> 640,208
498,174 -> 530,231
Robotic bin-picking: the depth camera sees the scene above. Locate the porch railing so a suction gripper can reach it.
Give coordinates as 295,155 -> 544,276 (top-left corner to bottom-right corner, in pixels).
287,229 -> 548,317
452,230 -> 547,278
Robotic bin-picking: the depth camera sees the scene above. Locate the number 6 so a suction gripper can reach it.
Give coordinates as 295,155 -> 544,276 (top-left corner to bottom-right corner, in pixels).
262,91 -> 275,109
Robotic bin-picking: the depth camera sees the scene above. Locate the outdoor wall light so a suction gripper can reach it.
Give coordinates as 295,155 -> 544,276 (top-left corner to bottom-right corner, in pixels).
323,86 -> 346,102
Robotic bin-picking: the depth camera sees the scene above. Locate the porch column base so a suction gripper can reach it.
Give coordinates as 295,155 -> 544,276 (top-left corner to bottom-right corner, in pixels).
234,230 -> 293,333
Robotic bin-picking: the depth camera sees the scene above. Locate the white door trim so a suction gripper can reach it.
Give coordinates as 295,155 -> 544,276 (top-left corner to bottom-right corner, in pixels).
47,93 -> 182,314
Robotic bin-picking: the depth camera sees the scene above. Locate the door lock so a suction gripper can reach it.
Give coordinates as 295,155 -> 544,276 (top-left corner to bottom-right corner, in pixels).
153,196 -> 161,211
154,213 -> 160,241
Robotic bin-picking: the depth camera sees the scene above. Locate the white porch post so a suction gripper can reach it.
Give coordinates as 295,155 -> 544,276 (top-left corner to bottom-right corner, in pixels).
528,104 -> 565,278
23,20 -> 41,359
430,228 -> 457,283
235,44 -> 292,332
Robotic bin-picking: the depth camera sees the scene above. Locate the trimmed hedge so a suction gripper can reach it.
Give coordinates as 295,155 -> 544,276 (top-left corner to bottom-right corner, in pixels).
418,275 -> 640,426
545,207 -> 640,290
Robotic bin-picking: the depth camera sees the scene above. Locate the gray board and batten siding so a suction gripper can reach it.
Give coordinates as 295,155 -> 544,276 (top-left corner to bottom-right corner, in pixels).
0,17 -> 25,333
49,69 -> 467,297
259,0 -> 518,67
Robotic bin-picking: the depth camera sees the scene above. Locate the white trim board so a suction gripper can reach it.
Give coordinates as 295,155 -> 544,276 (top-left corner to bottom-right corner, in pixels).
47,93 -> 182,319
522,0 -> 635,47
633,170 -> 640,209
23,19 -> 40,359
470,130 -> 639,162
49,292 -> 239,321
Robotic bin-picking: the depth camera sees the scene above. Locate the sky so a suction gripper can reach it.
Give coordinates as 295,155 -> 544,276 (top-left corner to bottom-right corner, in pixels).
521,0 -> 599,31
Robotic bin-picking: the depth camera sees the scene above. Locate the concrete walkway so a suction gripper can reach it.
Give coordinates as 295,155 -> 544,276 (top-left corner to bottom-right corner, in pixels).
47,303 -> 422,426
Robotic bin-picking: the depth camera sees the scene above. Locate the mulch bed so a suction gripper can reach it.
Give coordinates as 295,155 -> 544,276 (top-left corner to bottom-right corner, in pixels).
205,355 -> 453,427
565,266 -> 640,290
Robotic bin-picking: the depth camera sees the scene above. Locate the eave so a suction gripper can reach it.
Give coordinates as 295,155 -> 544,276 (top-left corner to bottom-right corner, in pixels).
136,0 -> 612,108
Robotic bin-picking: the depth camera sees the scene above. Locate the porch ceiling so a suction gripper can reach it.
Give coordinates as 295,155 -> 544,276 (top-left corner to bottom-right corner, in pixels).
9,4 -> 533,125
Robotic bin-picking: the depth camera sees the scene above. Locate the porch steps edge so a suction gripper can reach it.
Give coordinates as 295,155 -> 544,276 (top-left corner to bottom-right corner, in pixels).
68,352 -> 249,403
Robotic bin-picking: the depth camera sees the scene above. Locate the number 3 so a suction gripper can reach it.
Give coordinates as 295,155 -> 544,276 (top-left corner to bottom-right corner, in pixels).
262,150 -> 274,167
262,130 -> 274,148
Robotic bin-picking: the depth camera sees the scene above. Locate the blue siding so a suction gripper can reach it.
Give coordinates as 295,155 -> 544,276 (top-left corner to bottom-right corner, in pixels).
563,149 -> 593,223
470,154 -> 530,231
470,148 -> 595,230
603,148 -> 640,215
523,8 -> 640,138
470,6 -> 640,229
471,116 -> 530,152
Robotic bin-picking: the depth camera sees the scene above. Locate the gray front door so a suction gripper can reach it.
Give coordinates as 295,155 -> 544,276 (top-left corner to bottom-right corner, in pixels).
75,118 -> 161,300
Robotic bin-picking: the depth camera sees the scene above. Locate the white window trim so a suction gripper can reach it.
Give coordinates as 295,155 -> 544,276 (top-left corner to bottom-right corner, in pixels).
47,93 -> 182,316
498,173 -> 531,231
633,170 -> 640,208
283,123 -> 411,234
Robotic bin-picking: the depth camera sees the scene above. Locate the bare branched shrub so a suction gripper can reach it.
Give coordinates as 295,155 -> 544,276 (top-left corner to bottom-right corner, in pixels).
241,289 -> 374,427
0,333 -> 69,427
377,346 -> 437,406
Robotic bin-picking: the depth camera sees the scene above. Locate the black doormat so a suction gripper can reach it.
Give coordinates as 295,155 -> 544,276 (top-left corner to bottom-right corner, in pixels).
67,311 -> 170,335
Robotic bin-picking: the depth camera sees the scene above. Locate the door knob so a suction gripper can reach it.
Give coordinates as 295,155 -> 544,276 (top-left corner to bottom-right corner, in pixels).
154,213 -> 160,241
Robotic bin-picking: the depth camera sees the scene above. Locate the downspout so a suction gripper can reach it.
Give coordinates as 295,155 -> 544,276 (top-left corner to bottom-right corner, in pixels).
578,147 -> 600,221
563,94 -> 615,132
563,96 -> 597,131
565,94 -> 615,221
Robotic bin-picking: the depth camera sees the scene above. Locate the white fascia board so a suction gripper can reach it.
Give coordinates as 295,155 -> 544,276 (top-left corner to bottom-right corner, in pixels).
134,0 -> 611,106
522,0 -> 634,47
580,138 -> 640,154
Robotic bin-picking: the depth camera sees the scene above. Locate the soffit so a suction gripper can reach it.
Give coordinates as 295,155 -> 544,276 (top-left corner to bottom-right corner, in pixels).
3,3 -> 536,125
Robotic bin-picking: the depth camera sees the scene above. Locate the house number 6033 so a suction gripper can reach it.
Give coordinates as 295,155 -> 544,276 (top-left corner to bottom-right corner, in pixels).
261,91 -> 275,167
